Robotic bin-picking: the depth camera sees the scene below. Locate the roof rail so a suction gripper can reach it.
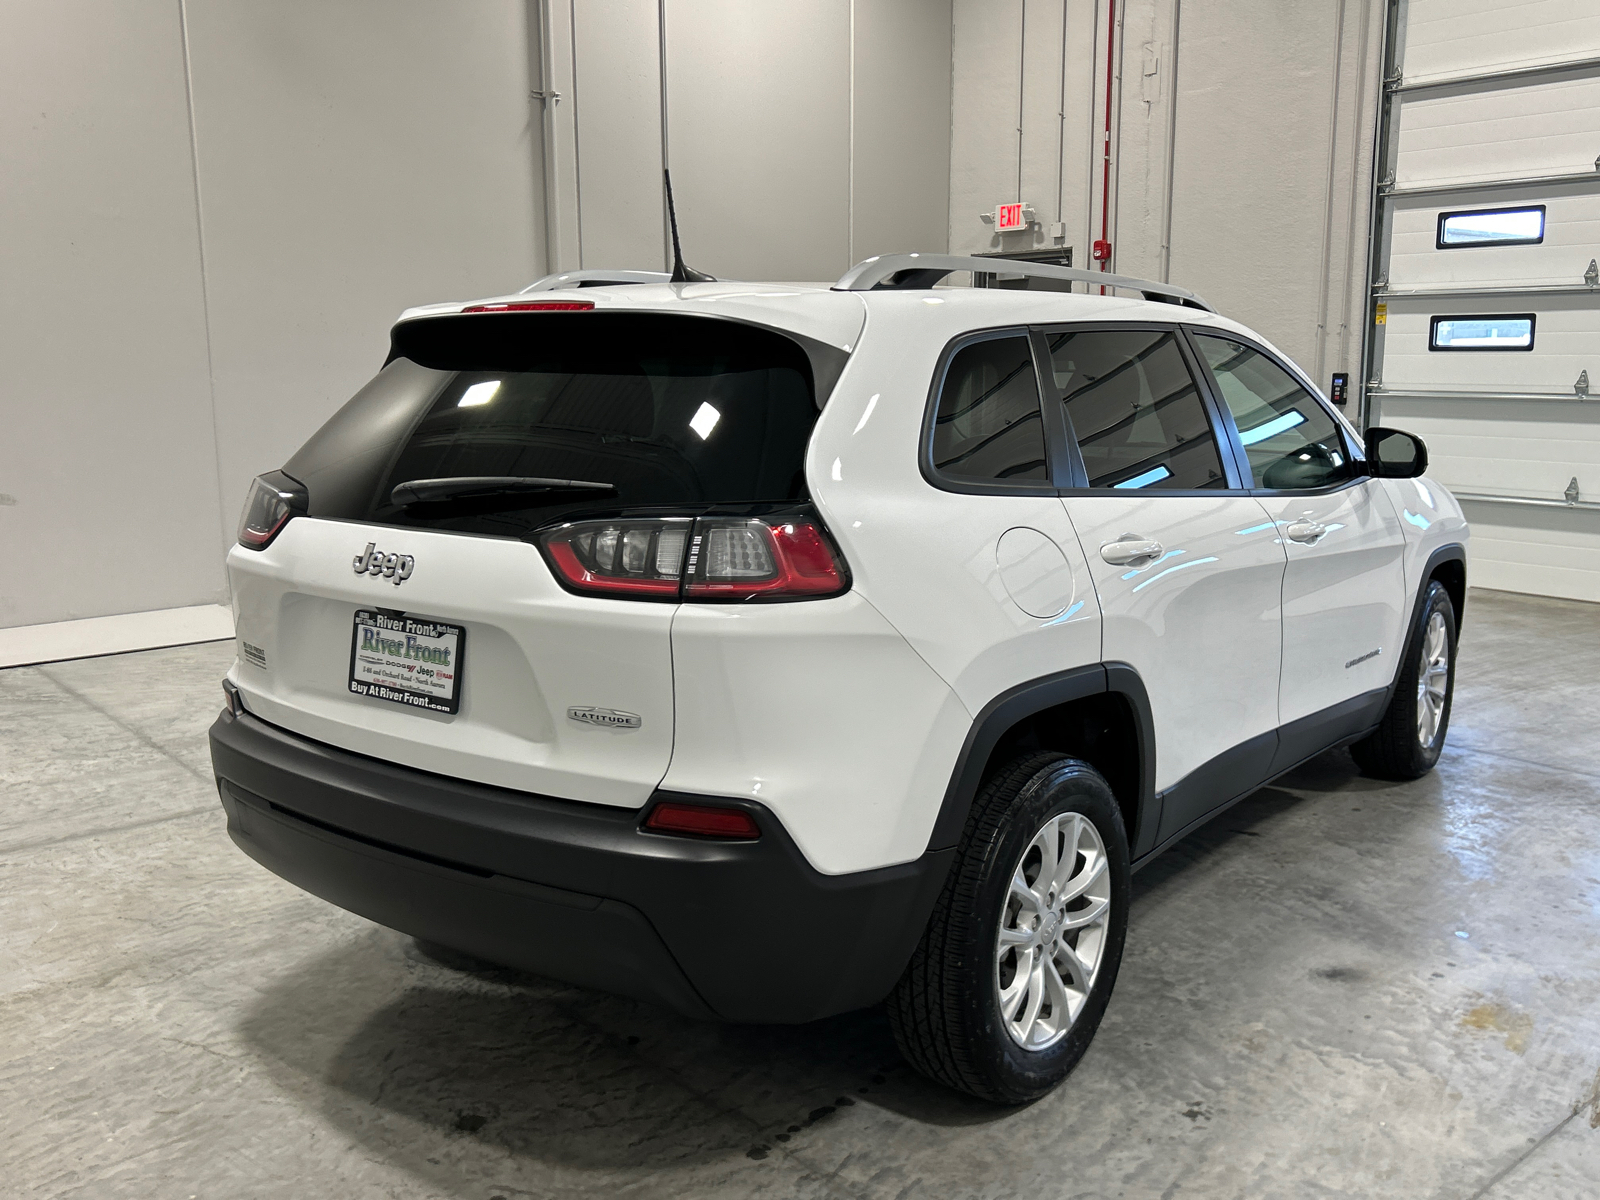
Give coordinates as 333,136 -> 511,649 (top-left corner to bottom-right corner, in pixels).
520,269 -> 672,293
832,253 -> 1214,312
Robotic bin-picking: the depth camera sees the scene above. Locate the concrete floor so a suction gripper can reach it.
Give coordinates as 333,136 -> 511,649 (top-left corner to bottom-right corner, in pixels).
3,588 -> 1599,1199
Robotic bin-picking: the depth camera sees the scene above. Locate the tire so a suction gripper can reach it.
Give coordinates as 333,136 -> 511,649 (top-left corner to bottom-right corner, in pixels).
1351,580 -> 1457,781
887,752 -> 1131,1104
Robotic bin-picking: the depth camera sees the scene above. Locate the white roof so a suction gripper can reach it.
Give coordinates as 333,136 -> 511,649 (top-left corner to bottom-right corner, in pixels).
395,275 -> 1272,359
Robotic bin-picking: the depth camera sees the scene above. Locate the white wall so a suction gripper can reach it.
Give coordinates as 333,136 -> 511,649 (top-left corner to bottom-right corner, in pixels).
548,0 -> 952,281
1,0 -> 544,632
184,0 -> 546,557
0,1 -> 225,629
3,0 -> 951,634
949,0 -> 1383,385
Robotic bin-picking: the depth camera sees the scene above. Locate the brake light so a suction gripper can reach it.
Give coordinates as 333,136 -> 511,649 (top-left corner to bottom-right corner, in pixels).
460,301 -> 595,313
644,801 -> 761,839
684,520 -> 843,598
541,519 -> 691,596
537,514 -> 848,602
237,472 -> 307,550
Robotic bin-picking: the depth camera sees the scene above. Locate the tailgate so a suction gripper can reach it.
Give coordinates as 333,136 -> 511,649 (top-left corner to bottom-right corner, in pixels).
226,517 -> 674,807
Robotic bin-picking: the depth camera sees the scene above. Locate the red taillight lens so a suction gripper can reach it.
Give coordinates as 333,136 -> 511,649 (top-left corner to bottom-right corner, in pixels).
684,519 -> 845,600
461,300 -> 595,313
237,472 -> 306,550
644,801 -> 761,839
538,515 -> 848,602
540,519 -> 692,596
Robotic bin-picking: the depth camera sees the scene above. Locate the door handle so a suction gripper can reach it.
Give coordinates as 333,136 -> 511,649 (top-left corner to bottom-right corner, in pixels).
1100,533 -> 1164,566
1285,519 -> 1327,545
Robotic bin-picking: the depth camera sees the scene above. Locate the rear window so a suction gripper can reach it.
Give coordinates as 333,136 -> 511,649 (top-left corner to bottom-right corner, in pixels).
929,335 -> 1048,484
284,313 -> 824,539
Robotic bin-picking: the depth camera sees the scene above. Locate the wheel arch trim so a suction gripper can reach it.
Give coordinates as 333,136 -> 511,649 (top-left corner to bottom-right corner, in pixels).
925,662 -> 1159,857
1391,543 -> 1467,701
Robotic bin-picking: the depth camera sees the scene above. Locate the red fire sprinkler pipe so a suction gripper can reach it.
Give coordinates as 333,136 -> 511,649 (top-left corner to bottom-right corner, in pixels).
1094,0 -> 1118,290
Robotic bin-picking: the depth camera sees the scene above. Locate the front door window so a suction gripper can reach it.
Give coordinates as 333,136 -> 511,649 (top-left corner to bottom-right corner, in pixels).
1194,334 -> 1357,491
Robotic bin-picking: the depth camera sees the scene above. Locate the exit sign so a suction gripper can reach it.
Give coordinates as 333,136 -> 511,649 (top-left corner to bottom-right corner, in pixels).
996,203 -> 1027,232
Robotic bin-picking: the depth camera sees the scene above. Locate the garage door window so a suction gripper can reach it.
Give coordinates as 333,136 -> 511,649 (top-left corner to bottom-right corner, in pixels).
931,335 -> 1049,482
1047,328 -> 1227,490
1429,314 -> 1536,351
1436,206 -> 1545,248
1195,334 -> 1356,491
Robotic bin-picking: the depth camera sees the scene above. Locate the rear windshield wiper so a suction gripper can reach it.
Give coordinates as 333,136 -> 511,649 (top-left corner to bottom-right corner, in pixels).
390,476 -> 617,506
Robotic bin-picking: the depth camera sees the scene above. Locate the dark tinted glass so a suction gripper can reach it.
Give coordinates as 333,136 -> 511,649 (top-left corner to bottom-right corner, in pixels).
1047,328 -> 1225,489
1196,334 -> 1356,490
284,313 -> 818,538
931,336 -> 1047,482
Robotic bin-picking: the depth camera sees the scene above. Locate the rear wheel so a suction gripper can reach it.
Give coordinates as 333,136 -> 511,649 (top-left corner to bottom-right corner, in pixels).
887,753 -> 1130,1104
1351,580 -> 1457,780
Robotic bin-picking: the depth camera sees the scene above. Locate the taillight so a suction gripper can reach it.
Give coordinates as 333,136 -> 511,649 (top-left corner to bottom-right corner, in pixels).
684,519 -> 843,599
460,300 -> 594,313
541,518 -> 692,596
537,513 -> 847,602
643,801 -> 761,839
236,471 -> 307,550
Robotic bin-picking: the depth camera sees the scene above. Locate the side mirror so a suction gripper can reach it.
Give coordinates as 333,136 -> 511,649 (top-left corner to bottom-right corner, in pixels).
1364,427 -> 1428,479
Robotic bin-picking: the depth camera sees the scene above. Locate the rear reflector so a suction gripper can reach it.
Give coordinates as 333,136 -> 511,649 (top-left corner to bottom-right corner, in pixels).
644,802 -> 761,839
460,301 -> 595,313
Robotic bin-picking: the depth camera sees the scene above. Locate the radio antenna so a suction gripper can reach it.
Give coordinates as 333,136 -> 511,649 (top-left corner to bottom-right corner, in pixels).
664,169 -> 714,283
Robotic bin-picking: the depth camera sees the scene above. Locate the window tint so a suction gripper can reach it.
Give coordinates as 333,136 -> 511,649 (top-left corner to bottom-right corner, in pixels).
1195,334 -> 1356,491
285,313 -> 820,539
1046,328 -> 1225,490
1429,314 -> 1535,350
931,336 -> 1048,482
1437,206 -> 1544,248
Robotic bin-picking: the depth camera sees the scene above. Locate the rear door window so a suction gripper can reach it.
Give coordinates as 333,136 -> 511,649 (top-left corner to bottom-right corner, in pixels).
284,313 -> 823,539
1194,334 -> 1356,491
1045,328 -> 1227,489
929,334 -> 1049,483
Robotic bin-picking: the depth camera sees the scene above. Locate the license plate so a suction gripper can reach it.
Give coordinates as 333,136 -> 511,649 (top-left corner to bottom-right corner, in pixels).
348,610 -> 465,714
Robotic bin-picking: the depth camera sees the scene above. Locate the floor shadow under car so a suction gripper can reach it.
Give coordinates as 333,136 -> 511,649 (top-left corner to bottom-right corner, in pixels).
234,924 -> 1005,1183
231,746 -> 1421,1187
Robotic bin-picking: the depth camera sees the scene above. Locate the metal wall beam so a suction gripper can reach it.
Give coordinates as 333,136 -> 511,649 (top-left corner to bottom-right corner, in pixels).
1382,170 -> 1600,200
1389,54 -> 1600,95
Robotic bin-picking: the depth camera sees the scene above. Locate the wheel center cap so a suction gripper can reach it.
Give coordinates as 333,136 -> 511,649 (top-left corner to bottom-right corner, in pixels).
1041,912 -> 1060,941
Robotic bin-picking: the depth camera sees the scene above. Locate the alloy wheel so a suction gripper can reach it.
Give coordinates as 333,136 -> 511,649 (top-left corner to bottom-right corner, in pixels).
1416,609 -> 1450,748
994,812 -> 1112,1051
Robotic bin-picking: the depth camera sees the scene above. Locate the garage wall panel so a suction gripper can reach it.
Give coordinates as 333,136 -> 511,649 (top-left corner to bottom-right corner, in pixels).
663,0 -> 851,281
1457,507 -> 1600,600
1378,295 -> 1597,392
1393,74 -> 1600,189
1167,0 -> 1344,371
1369,402 -> 1600,500
1370,0 -> 1600,603
184,0 -> 544,547
947,0 -> 1097,263
850,0 -> 955,262
573,0 -> 666,273
0,0 -> 227,628
1387,189 -> 1600,288
1400,0 -> 1600,83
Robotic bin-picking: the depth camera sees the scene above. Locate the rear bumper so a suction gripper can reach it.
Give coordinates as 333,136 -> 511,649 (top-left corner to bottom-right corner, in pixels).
209,709 -> 951,1023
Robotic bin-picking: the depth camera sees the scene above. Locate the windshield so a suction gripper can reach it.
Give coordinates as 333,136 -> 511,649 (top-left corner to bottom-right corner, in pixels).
284,313 -> 822,539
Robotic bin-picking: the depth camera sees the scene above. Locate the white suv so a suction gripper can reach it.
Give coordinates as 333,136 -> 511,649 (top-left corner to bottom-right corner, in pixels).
210,254 -> 1468,1103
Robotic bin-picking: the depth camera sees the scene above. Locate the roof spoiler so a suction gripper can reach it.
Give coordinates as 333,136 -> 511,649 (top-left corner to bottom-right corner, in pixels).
831,253 -> 1215,312
519,269 -> 672,293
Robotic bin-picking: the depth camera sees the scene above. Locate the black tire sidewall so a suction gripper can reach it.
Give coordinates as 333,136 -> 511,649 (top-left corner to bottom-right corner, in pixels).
959,758 -> 1131,1103
1406,582 -> 1458,773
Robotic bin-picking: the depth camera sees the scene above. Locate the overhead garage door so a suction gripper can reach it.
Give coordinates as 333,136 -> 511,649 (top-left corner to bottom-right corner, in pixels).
1365,0 -> 1600,602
